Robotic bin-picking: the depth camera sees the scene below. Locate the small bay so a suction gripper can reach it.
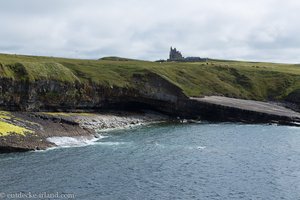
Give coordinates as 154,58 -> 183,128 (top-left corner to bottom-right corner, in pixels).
1,123 -> 300,200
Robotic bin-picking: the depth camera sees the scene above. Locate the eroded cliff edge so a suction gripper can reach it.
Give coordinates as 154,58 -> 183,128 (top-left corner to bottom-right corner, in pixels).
0,72 -> 187,113
0,56 -> 300,152
0,71 -> 299,153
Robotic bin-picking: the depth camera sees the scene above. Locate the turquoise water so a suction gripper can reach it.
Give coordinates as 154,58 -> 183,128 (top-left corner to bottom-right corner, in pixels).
1,123 -> 300,200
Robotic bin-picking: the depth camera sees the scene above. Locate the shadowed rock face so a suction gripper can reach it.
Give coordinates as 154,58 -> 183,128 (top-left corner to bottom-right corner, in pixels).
0,72 -> 188,114
0,73 -> 300,153
286,89 -> 300,107
0,72 -> 299,125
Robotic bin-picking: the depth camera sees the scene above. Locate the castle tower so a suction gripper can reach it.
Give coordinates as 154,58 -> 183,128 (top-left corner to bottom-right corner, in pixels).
169,47 -> 184,61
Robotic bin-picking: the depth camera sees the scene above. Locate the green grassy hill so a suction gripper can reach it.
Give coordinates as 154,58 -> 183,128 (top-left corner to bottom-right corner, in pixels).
0,53 -> 299,102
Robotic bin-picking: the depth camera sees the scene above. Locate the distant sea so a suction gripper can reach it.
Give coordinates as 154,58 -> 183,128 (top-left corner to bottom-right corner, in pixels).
1,123 -> 300,200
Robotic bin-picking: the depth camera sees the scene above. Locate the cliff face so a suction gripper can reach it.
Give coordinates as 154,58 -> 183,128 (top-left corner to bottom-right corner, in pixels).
1,72 -> 299,127
1,55 -> 300,153
285,89 -> 300,111
0,72 -> 188,115
0,53 -> 299,124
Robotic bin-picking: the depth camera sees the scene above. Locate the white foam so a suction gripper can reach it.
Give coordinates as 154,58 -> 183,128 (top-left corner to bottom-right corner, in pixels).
47,136 -> 100,148
96,141 -> 127,146
96,122 -> 145,133
197,146 -> 206,150
287,126 -> 300,130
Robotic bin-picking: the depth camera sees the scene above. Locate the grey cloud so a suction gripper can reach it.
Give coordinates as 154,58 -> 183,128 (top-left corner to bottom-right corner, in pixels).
0,0 -> 300,63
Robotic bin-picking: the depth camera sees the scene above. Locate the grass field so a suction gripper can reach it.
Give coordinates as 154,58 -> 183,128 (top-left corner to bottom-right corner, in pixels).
0,53 -> 299,101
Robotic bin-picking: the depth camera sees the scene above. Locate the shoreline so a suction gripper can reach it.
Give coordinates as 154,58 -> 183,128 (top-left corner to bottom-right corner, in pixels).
45,120 -> 165,150
1,97 -> 300,153
0,111 -> 169,153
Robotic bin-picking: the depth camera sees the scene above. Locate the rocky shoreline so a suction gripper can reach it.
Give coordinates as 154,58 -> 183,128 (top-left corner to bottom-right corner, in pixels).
1,96 -> 300,153
0,111 -> 168,153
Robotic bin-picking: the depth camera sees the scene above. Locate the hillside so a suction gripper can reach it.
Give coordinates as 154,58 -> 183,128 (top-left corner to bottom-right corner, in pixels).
0,53 -> 299,106
1,53 -> 300,152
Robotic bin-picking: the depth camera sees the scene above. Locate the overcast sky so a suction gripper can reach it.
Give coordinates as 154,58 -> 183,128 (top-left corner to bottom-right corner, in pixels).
0,0 -> 300,63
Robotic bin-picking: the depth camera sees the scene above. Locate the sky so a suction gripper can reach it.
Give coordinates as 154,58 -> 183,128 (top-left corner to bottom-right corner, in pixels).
0,0 -> 300,63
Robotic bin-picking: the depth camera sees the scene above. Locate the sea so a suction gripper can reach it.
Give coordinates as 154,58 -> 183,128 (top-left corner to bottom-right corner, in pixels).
0,123 -> 300,200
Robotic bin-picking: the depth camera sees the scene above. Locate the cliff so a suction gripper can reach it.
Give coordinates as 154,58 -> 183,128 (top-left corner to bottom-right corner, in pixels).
0,53 -> 300,152
0,54 -> 299,111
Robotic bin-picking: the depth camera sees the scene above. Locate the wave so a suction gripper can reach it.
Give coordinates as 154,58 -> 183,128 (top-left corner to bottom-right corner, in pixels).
43,134 -> 127,151
96,141 -> 127,146
46,135 -> 106,148
287,126 -> 300,130
96,122 -> 146,133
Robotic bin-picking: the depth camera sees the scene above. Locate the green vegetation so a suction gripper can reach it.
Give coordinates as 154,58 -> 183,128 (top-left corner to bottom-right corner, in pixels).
0,111 -> 11,120
0,111 -> 33,136
0,121 -> 33,136
0,61 -> 79,82
0,53 -> 299,101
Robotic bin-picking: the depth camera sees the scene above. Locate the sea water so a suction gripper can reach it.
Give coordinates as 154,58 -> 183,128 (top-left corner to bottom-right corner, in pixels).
0,123 -> 300,200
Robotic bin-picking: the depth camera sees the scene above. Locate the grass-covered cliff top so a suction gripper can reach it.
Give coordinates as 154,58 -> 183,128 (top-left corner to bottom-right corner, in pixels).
0,53 -> 299,101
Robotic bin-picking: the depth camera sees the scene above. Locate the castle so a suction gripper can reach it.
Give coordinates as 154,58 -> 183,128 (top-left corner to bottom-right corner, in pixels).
167,47 -> 206,62
169,47 -> 184,61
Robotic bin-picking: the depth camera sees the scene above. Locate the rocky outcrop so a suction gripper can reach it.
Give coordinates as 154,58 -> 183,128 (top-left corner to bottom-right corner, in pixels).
1,71 -> 300,153
0,72 -> 188,113
285,89 -> 300,111
0,111 -> 168,153
186,96 -> 300,125
0,71 -> 299,124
